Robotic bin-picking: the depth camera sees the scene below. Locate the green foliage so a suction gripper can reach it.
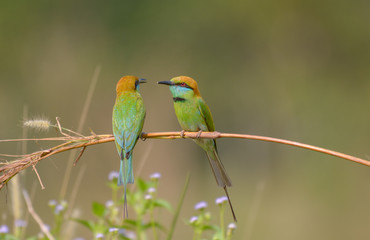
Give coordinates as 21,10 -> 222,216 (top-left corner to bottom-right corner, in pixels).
0,173 -> 236,239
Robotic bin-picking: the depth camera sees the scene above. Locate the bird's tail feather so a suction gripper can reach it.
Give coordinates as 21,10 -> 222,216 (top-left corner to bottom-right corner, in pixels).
223,186 -> 237,222
118,155 -> 134,186
206,150 -> 232,187
118,155 -> 134,218
206,150 -> 236,221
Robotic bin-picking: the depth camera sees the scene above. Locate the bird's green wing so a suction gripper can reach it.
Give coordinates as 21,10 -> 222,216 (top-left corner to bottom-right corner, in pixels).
196,96 -> 219,152
112,92 -> 145,158
197,97 -> 215,132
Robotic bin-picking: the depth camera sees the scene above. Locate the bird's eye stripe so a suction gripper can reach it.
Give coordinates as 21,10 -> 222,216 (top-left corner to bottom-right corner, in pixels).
176,82 -> 193,90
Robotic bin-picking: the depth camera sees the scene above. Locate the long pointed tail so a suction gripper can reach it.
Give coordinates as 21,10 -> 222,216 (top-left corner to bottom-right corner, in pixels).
206,150 -> 236,221
206,150 -> 232,187
118,155 -> 134,218
223,186 -> 237,222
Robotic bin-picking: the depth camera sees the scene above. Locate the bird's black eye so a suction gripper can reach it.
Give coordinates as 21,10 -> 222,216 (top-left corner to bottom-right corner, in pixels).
180,82 -> 186,87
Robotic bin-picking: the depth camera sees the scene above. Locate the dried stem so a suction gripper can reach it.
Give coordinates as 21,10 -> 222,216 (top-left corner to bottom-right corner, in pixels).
32,164 -> 45,190
60,65 -> 100,200
22,190 -> 55,240
1,131 -> 369,190
73,146 -> 86,166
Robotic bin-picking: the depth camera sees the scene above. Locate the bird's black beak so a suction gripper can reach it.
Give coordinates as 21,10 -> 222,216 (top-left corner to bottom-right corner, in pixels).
157,80 -> 173,86
139,78 -> 147,84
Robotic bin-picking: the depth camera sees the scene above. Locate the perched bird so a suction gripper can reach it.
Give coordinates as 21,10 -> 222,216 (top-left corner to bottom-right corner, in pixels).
158,76 -> 236,221
112,76 -> 146,218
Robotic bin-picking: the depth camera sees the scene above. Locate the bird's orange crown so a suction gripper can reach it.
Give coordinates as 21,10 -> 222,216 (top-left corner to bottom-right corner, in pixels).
171,76 -> 201,96
116,76 -> 139,93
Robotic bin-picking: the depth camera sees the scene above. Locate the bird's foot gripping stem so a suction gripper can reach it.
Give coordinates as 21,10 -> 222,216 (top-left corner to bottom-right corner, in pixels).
180,130 -> 186,138
140,132 -> 147,141
196,130 -> 203,139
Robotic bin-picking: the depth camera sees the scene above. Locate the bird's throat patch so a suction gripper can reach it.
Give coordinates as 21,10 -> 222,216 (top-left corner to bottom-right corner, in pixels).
173,97 -> 186,102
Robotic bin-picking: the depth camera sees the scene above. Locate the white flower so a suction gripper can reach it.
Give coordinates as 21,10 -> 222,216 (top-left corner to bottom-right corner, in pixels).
228,223 -> 237,229
105,200 -> 114,208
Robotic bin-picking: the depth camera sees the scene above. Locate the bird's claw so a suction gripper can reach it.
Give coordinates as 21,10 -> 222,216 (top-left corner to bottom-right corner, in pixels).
140,132 -> 147,141
196,130 -> 203,139
180,130 -> 185,138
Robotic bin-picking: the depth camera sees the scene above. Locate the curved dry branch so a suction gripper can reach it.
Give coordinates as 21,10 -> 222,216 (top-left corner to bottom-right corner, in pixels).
0,131 -> 369,190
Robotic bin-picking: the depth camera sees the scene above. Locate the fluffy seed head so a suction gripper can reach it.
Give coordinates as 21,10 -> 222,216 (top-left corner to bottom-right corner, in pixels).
23,117 -> 51,132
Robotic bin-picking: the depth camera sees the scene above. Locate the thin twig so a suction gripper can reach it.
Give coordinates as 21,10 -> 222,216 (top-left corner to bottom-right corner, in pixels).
132,142 -> 153,192
0,137 -> 71,142
32,164 -> 45,190
73,146 -> 86,166
141,131 -> 370,167
60,65 -> 100,200
66,164 -> 87,218
167,173 -> 190,240
55,117 -> 85,138
1,131 -> 369,190
22,190 -> 55,240
56,117 -> 72,138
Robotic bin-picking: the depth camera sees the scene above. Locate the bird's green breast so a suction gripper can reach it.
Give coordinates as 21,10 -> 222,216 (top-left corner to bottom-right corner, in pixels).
173,98 -> 216,152
173,97 -> 203,131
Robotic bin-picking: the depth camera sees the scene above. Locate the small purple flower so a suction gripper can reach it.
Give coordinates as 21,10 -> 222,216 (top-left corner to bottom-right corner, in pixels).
73,238 -> 85,240
0,224 -> 9,233
105,200 -> 114,208
118,228 -> 126,236
15,219 -> 27,228
125,231 -> 136,239
96,233 -> 104,238
55,204 -> 65,214
150,172 -> 161,180
148,187 -> 156,193
145,194 -> 152,200
194,201 -> 207,210
215,196 -> 228,205
108,171 -> 119,181
48,199 -> 57,207
118,228 -> 136,239
109,228 -> 119,232
228,223 -> 237,229
43,224 -> 51,231
189,216 -> 198,224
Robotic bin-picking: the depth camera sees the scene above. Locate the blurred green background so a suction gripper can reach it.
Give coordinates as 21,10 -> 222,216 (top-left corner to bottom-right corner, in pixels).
1,0 -> 370,239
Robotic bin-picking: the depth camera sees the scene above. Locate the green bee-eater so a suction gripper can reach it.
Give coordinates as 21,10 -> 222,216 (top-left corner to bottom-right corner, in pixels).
112,75 -> 146,218
158,76 -> 236,221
